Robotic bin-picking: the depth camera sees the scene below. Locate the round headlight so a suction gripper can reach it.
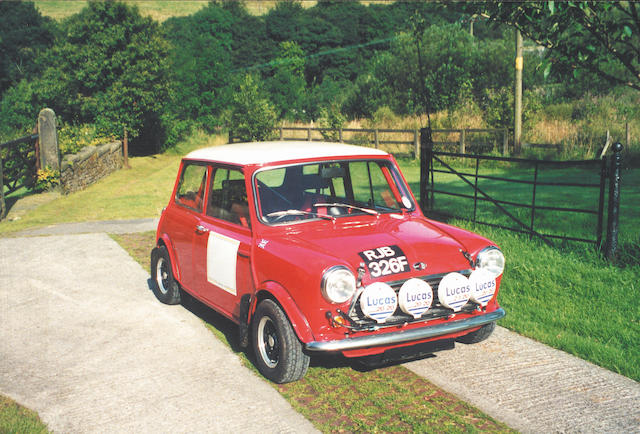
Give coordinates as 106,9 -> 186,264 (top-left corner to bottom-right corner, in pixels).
321,266 -> 356,304
476,247 -> 505,278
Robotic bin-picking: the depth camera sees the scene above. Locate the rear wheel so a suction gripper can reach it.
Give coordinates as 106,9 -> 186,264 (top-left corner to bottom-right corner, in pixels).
151,246 -> 181,305
251,299 -> 309,383
456,321 -> 495,344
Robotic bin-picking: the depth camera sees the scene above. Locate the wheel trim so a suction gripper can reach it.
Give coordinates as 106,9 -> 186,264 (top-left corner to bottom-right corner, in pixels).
257,316 -> 279,369
155,257 -> 170,295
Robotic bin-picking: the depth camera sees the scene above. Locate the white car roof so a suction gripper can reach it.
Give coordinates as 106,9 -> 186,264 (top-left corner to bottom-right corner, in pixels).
184,141 -> 389,166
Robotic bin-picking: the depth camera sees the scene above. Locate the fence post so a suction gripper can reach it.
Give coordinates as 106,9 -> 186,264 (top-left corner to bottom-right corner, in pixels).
460,129 -> 466,154
279,126 -> 284,140
307,127 -> 312,141
38,108 -> 59,171
414,129 -> 419,159
0,158 -> 5,220
228,130 -> 233,144
605,143 -> 623,261
374,129 -> 379,148
123,128 -> 130,169
339,128 -> 343,142
503,129 -> 509,155
420,127 -> 433,212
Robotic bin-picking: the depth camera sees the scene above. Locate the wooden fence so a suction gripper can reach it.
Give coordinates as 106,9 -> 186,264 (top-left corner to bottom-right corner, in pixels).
268,126 -> 513,158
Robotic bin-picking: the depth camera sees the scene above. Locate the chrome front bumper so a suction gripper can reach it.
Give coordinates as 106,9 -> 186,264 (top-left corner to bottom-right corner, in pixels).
305,308 -> 506,352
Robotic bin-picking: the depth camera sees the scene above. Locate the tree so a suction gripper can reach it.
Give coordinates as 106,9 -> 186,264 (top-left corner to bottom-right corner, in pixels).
268,41 -> 307,120
45,2 -> 170,151
0,2 -> 54,96
163,4 -> 234,130
229,74 -> 278,142
466,2 -> 640,91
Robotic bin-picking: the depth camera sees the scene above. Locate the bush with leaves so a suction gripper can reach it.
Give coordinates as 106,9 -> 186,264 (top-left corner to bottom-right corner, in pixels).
228,74 -> 277,142
162,3 -> 234,132
42,2 -> 170,153
0,2 -> 54,97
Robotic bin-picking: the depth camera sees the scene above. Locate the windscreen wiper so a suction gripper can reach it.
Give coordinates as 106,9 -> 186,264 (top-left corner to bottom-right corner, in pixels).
313,202 -> 380,216
266,209 -> 334,222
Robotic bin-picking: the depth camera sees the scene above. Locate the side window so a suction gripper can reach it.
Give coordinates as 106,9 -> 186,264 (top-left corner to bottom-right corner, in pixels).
207,167 -> 251,228
175,163 -> 207,212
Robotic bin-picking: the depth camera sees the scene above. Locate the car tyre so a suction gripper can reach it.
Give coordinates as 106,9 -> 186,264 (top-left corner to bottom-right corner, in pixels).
251,299 -> 310,383
456,321 -> 495,344
151,245 -> 181,305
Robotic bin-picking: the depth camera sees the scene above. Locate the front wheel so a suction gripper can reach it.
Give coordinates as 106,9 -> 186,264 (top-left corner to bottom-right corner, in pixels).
251,299 -> 310,383
456,321 -> 495,344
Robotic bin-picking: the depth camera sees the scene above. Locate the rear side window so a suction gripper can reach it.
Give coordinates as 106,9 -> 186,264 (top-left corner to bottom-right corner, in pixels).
175,163 -> 207,212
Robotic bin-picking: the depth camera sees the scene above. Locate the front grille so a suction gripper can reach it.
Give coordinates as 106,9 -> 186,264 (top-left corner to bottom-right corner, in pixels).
346,270 -> 478,330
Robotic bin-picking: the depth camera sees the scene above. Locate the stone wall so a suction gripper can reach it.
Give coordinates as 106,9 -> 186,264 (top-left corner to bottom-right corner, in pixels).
60,141 -> 122,194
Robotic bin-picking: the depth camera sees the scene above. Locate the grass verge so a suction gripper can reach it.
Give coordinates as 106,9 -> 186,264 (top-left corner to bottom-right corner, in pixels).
0,395 -> 49,434
112,231 -> 514,433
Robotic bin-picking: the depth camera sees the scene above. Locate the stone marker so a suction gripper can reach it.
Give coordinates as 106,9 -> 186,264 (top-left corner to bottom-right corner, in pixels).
38,108 -> 59,171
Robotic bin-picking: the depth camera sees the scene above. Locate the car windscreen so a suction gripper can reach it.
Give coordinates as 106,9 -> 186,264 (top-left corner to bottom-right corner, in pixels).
254,159 -> 415,224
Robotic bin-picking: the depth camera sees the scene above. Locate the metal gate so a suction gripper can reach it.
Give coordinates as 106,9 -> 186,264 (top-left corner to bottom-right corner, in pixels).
418,128 -> 623,259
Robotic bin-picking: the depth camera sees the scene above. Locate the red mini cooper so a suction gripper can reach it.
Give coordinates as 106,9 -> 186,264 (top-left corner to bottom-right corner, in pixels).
152,141 -> 506,383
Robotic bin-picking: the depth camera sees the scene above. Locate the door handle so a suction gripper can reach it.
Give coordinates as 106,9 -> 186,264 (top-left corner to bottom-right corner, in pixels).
195,224 -> 209,233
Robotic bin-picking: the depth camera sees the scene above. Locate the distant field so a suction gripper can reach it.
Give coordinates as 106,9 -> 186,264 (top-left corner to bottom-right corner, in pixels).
33,1 -> 316,21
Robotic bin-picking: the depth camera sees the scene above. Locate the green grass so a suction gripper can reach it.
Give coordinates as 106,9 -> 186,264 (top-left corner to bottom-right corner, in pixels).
0,395 -> 49,434
113,231 -> 513,433
0,131 -> 224,235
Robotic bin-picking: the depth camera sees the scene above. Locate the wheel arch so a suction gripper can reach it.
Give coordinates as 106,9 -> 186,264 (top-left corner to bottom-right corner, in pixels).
251,282 -> 315,344
154,234 -> 181,282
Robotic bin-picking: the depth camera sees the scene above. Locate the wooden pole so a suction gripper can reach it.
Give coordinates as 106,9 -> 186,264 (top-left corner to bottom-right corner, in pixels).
514,29 -> 523,154
0,158 -> 5,220
503,128 -> 509,155
123,128 -> 130,169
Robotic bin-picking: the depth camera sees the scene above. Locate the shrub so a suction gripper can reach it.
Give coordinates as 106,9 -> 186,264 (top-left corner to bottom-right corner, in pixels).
228,74 -> 278,142
44,2 -> 171,153
34,166 -> 60,192
318,105 -> 346,142
58,123 -> 115,156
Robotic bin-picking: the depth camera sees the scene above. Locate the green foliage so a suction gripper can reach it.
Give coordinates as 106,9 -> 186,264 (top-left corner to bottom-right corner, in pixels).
162,3 -> 234,132
318,105 -> 346,142
466,2 -> 640,92
0,80 -> 42,138
268,41 -> 308,121
0,2 -> 54,96
58,123 -> 115,156
34,166 -> 60,192
45,2 -> 170,152
228,74 -> 278,142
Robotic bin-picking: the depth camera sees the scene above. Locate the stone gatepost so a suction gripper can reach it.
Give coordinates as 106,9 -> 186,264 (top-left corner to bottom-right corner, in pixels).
38,108 -> 59,171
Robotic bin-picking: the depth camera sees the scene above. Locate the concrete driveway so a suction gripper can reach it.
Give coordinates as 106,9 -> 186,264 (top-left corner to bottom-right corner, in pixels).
0,232 -> 317,433
2,220 -> 639,433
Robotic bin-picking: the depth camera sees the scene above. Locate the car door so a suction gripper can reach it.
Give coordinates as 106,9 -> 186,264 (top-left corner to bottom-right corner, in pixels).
166,161 -> 208,294
192,165 -> 254,322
